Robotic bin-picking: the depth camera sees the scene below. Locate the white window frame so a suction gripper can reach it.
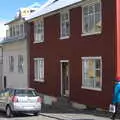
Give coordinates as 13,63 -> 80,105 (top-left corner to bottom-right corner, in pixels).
34,18 -> 44,43
34,58 -> 44,82
82,0 -> 102,36
9,23 -> 24,37
18,55 -> 24,73
60,10 -> 70,39
81,56 -> 102,91
9,56 -> 14,72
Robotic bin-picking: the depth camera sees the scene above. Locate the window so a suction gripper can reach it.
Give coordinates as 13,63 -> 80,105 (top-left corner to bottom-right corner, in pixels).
34,58 -> 44,82
12,26 -> 15,36
20,24 -> 24,35
9,23 -> 24,37
60,10 -> 70,39
18,55 -> 24,73
34,19 -> 44,43
82,0 -> 101,35
15,24 -> 19,36
9,56 -> 14,72
10,26 -> 12,37
82,57 -> 102,90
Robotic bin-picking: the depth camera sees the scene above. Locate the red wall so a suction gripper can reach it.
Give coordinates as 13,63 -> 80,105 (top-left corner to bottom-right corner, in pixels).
29,0 -> 116,109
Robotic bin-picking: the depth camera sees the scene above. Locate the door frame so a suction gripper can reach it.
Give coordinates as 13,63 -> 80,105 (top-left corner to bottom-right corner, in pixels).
60,60 -> 70,97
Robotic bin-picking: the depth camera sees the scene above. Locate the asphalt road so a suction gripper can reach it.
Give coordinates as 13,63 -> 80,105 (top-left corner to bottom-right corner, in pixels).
0,112 -> 113,120
0,105 -> 116,120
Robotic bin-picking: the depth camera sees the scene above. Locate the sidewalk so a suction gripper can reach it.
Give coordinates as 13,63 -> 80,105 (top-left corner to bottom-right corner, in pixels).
41,104 -> 114,120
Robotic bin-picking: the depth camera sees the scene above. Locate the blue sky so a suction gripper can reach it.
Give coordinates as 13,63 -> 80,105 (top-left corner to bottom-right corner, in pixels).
0,0 -> 47,21
0,0 -> 47,38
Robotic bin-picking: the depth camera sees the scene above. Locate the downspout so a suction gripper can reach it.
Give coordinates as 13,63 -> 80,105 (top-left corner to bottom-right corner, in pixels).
116,0 -> 120,78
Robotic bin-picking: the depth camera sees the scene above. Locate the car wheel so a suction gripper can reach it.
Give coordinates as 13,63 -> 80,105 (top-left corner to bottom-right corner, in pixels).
6,106 -> 13,117
33,112 -> 39,116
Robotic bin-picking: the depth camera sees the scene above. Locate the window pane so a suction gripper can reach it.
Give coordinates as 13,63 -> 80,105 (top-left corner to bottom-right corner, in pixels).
89,5 -> 94,14
34,58 -> 44,82
34,20 -> 44,42
88,14 -> 94,32
9,56 -> 14,72
95,3 -> 100,12
61,11 -> 70,37
18,55 -> 24,73
95,59 -> 100,69
83,6 -> 88,15
20,24 -> 24,35
84,16 -> 89,32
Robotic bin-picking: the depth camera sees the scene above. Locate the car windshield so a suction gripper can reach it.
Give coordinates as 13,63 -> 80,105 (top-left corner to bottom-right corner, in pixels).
14,89 -> 39,97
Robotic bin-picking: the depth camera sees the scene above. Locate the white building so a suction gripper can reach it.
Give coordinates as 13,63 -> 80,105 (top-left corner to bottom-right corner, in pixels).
2,4 -> 40,89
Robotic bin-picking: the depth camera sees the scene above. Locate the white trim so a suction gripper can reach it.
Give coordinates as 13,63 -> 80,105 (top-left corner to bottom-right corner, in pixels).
34,79 -> 44,82
81,31 -> 101,37
34,58 -> 44,60
60,60 -> 69,62
82,56 -> 102,60
33,41 -> 44,44
60,36 -> 70,40
81,86 -> 102,91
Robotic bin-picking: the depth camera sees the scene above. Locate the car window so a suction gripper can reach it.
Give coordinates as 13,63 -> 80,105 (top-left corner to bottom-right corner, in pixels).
14,89 -> 39,97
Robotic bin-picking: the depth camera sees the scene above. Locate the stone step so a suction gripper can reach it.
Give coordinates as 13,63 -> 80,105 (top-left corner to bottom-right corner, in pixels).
53,97 -> 72,109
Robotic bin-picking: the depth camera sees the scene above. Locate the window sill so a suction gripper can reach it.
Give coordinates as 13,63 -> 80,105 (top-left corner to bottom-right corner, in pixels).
34,79 -> 44,83
33,41 -> 44,44
81,86 -> 102,91
60,36 -> 70,40
81,31 -> 101,37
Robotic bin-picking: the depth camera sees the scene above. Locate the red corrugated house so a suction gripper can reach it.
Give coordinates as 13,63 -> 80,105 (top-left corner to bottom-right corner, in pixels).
26,0 -> 120,109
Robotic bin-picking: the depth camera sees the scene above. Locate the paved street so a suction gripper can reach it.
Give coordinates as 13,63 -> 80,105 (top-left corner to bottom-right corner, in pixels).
0,112 -> 114,120
0,112 -> 113,120
0,104 -> 116,120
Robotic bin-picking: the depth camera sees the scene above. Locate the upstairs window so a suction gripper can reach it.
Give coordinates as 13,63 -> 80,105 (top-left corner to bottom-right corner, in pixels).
82,0 -> 102,35
9,23 -> 24,37
9,56 -> 14,72
82,57 -> 102,90
34,19 -> 44,43
60,10 -> 70,39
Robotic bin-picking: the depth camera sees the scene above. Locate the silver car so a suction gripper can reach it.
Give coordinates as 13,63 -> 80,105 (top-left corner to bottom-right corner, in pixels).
0,88 -> 42,117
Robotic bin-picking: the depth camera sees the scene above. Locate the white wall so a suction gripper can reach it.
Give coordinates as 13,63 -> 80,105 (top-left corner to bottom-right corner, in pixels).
0,47 -> 3,89
2,39 -> 28,88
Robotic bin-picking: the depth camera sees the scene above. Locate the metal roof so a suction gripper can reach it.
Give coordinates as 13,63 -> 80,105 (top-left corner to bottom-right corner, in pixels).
26,0 -> 82,21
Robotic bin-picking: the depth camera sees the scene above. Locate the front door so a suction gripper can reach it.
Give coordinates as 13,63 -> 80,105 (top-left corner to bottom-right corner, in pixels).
60,60 -> 70,97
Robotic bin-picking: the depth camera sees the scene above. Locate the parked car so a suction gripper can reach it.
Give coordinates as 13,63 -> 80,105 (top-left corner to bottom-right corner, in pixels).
0,88 -> 42,117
